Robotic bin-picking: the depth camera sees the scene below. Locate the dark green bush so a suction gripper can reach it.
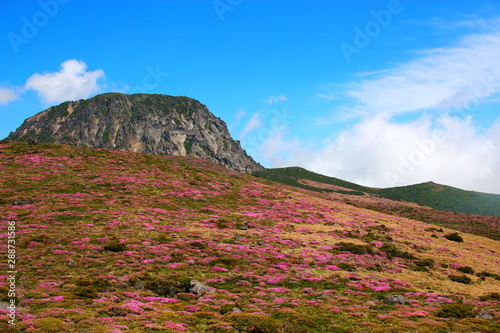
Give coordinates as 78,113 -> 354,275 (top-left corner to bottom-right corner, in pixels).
336,262 -> 356,271
98,306 -> 129,317
409,265 -> 429,272
92,277 -> 114,292
155,234 -> 172,244
332,242 -> 374,255
103,237 -> 126,252
189,241 -> 207,249
220,303 -> 238,315
127,272 -> 189,296
209,257 -> 240,269
448,274 -> 472,284
29,234 -> 51,244
445,232 -> 463,242
414,259 -> 435,267
380,243 -> 417,259
73,285 -> 99,299
75,278 -> 92,287
366,264 -> 383,272
476,271 -> 500,280
206,323 -> 237,333
226,313 -> 279,333
145,278 -> 189,297
456,266 -> 475,274
479,292 -> 500,301
215,221 -> 230,229
33,318 -> 67,332
436,303 -> 475,318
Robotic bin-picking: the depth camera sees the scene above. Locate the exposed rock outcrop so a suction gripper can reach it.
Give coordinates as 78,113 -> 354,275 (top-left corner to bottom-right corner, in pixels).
7,93 -> 264,173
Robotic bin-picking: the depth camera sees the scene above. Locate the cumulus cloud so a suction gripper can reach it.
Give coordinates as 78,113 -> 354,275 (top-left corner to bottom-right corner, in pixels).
263,94 -> 288,104
25,59 -> 105,104
261,114 -> 500,194
320,31 -> 500,122
290,26 -> 500,193
239,113 -> 262,139
0,87 -> 18,104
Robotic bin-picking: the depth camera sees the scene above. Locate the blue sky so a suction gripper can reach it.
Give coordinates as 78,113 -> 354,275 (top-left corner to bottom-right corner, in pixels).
2,0 -> 500,193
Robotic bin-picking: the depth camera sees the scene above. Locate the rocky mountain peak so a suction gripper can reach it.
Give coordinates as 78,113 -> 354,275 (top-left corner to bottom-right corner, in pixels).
7,93 -> 264,173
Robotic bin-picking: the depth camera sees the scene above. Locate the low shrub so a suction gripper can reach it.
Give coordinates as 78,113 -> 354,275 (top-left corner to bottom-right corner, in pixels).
209,257 -> 240,269
226,313 -> 279,333
332,242 -> 374,255
29,234 -> 51,244
206,323 -> 237,333
33,318 -> 67,332
366,264 -> 383,272
445,232 -> 464,243
380,243 -> 417,259
437,303 -> 475,319
479,292 -> 500,301
145,278 -> 190,297
220,303 -> 238,315
74,278 -> 92,287
155,234 -> 172,244
336,262 -> 356,271
98,306 -> 130,317
190,241 -> 207,249
414,259 -> 435,267
409,265 -> 429,272
448,274 -> 472,284
103,237 -> 126,252
92,277 -> 114,292
456,266 -> 475,274
73,285 -> 99,299
476,271 -> 500,280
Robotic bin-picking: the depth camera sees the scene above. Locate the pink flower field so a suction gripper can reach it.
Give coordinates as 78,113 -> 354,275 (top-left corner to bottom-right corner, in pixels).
0,142 -> 499,332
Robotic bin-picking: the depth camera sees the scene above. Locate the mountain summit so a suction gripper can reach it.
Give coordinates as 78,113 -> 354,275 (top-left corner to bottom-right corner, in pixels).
7,93 -> 264,173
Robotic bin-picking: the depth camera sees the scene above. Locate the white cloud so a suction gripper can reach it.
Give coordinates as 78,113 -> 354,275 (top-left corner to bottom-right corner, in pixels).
255,21 -> 500,193
257,123 -> 302,167
25,59 -> 105,104
262,114 -> 500,194
263,94 -> 288,104
323,31 -> 500,122
234,108 -> 247,121
239,113 -> 262,139
0,87 -> 18,104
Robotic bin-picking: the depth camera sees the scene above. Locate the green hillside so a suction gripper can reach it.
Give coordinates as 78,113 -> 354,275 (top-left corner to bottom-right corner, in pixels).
253,167 -> 369,195
1,142 -> 499,332
254,168 -> 500,217
377,182 -> 500,217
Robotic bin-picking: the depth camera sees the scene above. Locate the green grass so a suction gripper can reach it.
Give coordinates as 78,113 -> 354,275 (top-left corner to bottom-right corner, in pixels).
253,167 -> 500,216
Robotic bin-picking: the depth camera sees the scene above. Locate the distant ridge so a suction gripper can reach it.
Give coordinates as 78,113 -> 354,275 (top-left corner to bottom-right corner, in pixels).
6,93 -> 264,173
254,167 -> 500,217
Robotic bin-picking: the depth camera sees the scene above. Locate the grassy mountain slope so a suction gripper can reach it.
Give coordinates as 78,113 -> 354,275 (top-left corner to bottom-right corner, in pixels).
377,181 -> 500,216
254,167 -> 500,217
0,143 -> 499,332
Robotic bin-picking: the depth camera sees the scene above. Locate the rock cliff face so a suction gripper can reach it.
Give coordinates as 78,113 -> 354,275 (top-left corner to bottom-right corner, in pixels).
7,93 -> 264,173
